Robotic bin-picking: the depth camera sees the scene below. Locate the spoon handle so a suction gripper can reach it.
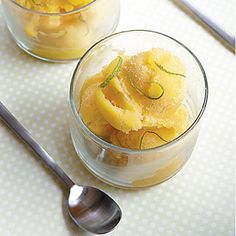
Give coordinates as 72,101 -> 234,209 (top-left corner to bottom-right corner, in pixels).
0,101 -> 75,189
179,0 -> 235,49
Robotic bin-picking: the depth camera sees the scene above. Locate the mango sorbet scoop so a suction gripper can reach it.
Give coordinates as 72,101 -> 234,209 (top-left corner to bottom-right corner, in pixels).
79,49 -> 189,150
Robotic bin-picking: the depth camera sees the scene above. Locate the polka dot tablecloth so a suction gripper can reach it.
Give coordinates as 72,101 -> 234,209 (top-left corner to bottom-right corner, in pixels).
0,0 -> 235,235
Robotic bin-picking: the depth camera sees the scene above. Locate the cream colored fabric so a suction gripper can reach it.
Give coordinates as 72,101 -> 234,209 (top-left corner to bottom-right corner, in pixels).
0,0 -> 235,235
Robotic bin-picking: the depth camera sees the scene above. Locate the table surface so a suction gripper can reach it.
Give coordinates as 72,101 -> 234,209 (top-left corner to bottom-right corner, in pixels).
0,0 -> 235,235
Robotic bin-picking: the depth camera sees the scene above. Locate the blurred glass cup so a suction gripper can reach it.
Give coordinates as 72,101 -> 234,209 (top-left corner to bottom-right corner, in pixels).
2,0 -> 120,62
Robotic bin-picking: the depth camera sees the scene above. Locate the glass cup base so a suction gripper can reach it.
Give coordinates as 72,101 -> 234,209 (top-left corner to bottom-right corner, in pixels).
16,40 -> 77,63
70,128 -> 186,189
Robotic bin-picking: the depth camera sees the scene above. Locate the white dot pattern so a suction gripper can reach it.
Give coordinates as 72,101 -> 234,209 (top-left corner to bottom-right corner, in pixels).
0,0 -> 235,236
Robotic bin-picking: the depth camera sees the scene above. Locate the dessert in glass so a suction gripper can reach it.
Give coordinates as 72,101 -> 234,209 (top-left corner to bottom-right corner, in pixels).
1,0 -> 120,62
69,30 -> 208,189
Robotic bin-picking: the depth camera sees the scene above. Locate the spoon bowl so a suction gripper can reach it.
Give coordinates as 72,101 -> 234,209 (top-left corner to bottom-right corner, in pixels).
68,185 -> 122,234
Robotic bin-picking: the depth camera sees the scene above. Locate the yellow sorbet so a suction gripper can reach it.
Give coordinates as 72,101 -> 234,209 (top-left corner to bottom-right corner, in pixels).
79,48 -> 189,150
16,0 -> 93,13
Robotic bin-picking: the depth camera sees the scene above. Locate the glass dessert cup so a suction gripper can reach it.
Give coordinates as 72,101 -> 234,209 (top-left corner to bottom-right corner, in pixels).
69,30 -> 208,189
1,0 -> 120,62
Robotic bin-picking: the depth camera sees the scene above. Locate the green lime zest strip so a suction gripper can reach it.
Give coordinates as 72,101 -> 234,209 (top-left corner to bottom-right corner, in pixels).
155,62 -> 186,77
139,131 -> 168,149
128,78 -> 164,100
99,56 -> 123,88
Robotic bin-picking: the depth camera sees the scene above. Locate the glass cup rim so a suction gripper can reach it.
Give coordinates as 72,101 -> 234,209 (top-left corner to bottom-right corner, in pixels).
5,0 -> 98,16
69,29 -> 209,154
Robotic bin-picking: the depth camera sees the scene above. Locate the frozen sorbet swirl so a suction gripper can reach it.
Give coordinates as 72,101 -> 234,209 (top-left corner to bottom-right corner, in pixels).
79,48 -> 189,150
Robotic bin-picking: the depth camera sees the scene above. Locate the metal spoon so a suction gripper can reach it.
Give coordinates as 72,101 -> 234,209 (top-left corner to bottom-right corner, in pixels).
178,0 -> 235,50
0,101 -> 122,235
